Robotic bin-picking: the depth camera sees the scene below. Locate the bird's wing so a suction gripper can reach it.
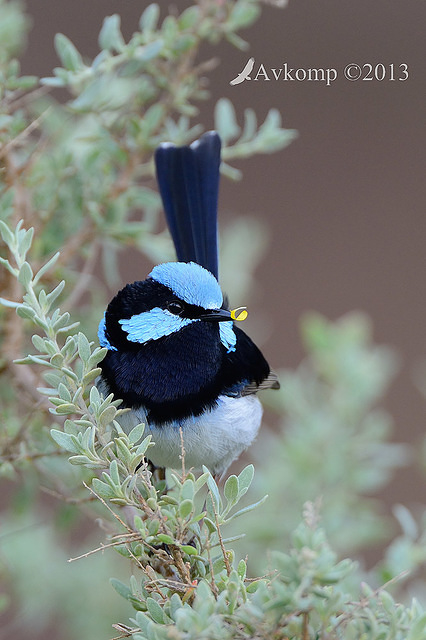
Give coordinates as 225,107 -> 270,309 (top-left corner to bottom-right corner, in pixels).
221,326 -> 280,398
240,371 -> 280,396
155,131 -> 221,279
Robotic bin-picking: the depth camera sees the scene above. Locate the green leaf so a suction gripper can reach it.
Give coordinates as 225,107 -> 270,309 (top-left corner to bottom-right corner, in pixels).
169,593 -> 183,618
135,39 -> 163,62
110,578 -> 132,600
228,0 -> 260,30
237,559 -> 247,580
16,305 -> 36,319
45,281 -> 65,309
50,429 -> 79,453
0,220 -> 15,248
224,475 -> 239,505
146,597 -> 165,624
33,252 -> 60,285
31,334 -> 46,352
109,459 -> 120,486
128,421 -> 145,445
141,103 -> 165,135
53,403 -> 77,415
139,4 -> 160,32
246,580 -> 263,594
179,499 -> 193,519
50,352 -> 64,368
77,332 -> 92,364
380,590 -> 395,614
204,517 -> 216,534
225,31 -> 249,52
87,347 -> 108,369
0,294 -> 20,307
205,467 -> 222,512
179,6 -> 200,30
181,544 -> 197,556
69,455 -> 98,467
54,33 -> 84,71
157,534 -> 174,545
89,384 -> 101,406
214,98 -> 240,144
115,437 -> 131,465
92,478 -> 116,499
17,262 -> 33,288
41,76 -> 66,88
181,478 -> 194,501
135,435 -> 152,457
0,258 -> 17,277
19,227 -> 34,260
240,108 -> 257,143
408,613 -> 426,640
99,405 -> 117,428
225,494 -> 268,522
237,464 -> 254,495
98,15 -> 125,52
82,368 -> 102,386
57,383 -> 72,402
194,471 -> 209,494
212,557 -> 227,575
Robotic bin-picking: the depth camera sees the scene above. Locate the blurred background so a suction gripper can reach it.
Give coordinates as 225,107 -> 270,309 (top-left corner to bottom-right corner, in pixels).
1,0 -> 425,638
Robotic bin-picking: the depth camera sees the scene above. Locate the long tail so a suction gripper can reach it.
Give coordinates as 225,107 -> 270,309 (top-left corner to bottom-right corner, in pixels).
154,131 -> 221,280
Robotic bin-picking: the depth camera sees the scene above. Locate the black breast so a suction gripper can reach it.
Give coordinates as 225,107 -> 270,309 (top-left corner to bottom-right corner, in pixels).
100,322 -> 226,423
100,321 -> 272,425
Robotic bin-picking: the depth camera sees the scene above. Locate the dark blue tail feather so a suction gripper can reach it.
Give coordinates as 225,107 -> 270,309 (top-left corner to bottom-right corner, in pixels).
154,131 -> 221,280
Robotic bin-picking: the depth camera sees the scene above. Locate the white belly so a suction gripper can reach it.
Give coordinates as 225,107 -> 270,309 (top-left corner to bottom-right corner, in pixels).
118,395 -> 263,477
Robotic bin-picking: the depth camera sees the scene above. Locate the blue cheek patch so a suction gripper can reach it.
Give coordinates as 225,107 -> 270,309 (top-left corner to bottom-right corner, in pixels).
98,315 -> 117,351
219,321 -> 237,353
119,307 -> 198,344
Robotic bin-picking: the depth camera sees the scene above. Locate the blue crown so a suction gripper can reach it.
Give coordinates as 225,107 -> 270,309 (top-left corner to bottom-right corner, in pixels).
149,261 -> 223,309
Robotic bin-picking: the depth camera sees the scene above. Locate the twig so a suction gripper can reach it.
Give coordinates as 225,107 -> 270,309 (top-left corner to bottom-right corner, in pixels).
169,544 -> 193,587
111,624 -> 139,640
62,240 -> 100,310
0,449 -> 65,463
179,426 -> 186,479
56,224 -> 96,269
83,481 -> 132,532
302,611 -> 309,640
39,485 -> 97,504
68,533 -> 142,563
208,487 -> 231,576
334,570 -> 411,631
206,536 -> 219,598
0,107 -> 51,160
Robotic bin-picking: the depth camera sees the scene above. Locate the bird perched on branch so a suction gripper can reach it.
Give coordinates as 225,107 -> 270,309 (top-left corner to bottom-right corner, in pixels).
98,131 -> 279,477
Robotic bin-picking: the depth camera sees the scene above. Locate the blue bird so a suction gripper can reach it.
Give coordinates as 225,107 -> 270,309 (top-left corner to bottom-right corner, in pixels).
98,131 -> 279,477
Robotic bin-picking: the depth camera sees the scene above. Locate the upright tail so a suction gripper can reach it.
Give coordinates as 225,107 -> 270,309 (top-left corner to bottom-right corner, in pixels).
154,131 -> 221,280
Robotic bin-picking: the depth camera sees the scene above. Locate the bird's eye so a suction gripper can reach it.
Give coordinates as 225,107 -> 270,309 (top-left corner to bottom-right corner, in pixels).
167,301 -> 184,315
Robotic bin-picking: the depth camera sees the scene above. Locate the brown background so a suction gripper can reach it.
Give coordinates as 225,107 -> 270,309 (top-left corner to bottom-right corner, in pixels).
21,1 -> 426,507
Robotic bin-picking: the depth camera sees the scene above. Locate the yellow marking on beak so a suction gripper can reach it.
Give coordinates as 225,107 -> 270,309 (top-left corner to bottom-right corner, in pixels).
230,307 -> 248,321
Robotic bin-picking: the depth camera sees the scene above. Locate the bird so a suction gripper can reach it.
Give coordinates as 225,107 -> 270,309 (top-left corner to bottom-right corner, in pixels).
97,131 -> 279,478
229,57 -> 255,85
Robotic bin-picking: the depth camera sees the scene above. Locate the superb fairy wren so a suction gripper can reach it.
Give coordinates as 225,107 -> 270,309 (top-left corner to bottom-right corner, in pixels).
98,132 -> 279,477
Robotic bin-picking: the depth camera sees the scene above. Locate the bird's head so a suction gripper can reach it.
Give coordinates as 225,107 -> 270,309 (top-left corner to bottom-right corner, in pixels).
99,261 -> 246,354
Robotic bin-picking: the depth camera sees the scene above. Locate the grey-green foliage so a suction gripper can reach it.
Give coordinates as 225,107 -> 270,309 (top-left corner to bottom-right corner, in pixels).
237,312 -> 409,564
1,1 -> 426,639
